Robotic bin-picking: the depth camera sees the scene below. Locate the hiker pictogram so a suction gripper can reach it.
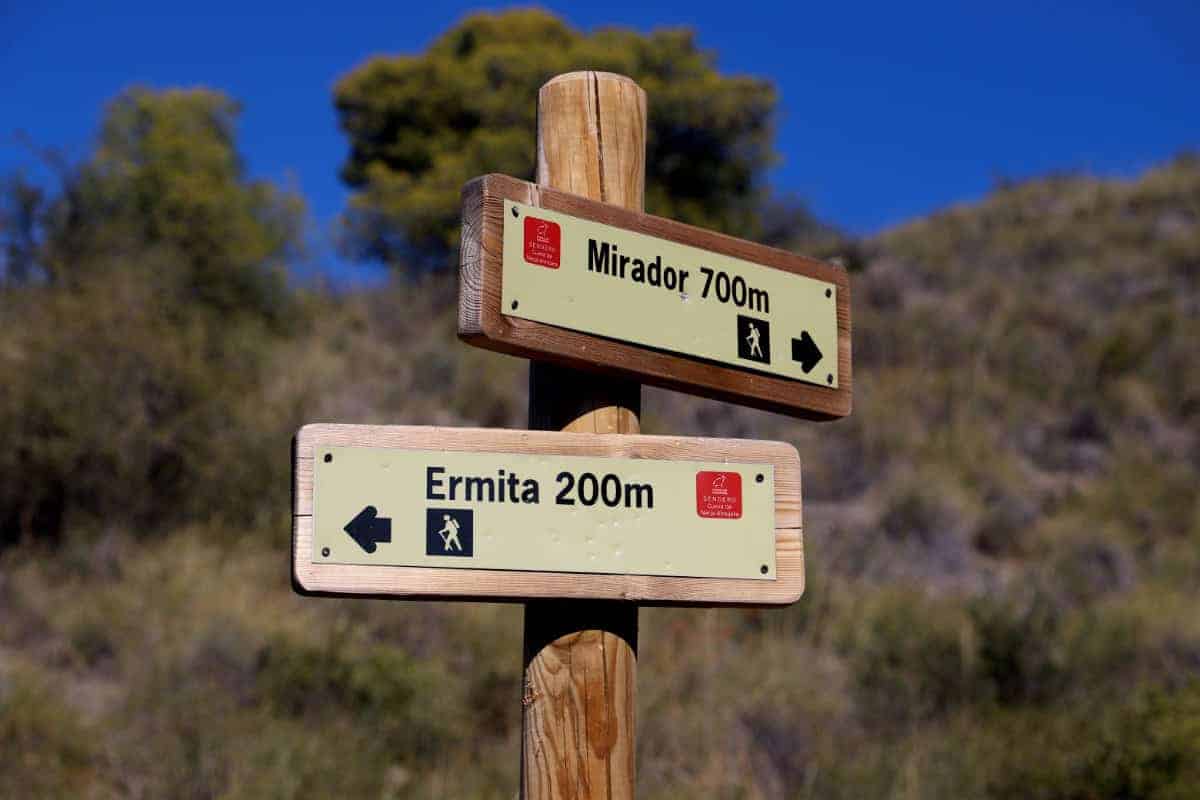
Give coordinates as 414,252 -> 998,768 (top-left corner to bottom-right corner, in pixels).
438,513 -> 463,552
736,314 -> 771,364
425,508 -> 474,557
746,324 -> 763,358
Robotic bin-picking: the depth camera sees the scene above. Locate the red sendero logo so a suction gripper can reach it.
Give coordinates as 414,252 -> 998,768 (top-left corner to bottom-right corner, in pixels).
523,217 -> 561,268
695,471 -> 742,519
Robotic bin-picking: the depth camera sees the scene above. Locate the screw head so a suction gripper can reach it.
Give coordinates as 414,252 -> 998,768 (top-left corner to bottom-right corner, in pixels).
511,206 -> 518,218
323,453 -> 332,463
511,300 -> 519,310
755,473 -> 764,483
321,547 -> 330,557
826,374 -> 834,385
760,565 -> 769,575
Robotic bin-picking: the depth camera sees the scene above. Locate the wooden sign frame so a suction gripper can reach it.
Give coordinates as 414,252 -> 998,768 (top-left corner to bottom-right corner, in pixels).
459,173 -> 852,420
292,423 -> 804,606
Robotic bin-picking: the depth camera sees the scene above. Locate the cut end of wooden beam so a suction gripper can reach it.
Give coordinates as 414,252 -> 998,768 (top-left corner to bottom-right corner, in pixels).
540,70 -> 643,92
558,406 -> 640,435
537,70 -> 647,213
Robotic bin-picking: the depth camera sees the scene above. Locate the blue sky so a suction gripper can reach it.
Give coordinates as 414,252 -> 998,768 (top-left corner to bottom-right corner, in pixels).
2,1 -> 1197,281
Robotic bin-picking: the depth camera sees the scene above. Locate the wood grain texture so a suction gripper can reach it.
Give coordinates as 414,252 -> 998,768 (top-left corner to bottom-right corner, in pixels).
291,423 -> 804,605
529,71 -> 645,437
522,600 -> 638,800
458,171 -> 853,420
536,71 -> 646,211
524,72 -> 645,800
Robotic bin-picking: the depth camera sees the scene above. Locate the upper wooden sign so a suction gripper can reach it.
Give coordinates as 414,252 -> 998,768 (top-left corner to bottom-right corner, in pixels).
460,174 -> 852,419
293,423 -> 803,606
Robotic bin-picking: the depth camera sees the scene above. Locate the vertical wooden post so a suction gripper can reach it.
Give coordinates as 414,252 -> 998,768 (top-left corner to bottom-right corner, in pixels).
521,72 -> 646,800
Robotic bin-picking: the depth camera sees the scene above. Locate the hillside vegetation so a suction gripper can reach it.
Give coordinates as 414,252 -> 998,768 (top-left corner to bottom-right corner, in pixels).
1,11 -> 1197,793
3,146 -> 1197,796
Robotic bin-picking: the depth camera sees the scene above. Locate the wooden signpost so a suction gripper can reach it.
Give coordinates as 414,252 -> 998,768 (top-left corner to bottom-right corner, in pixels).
460,174 -> 852,420
292,71 -> 852,799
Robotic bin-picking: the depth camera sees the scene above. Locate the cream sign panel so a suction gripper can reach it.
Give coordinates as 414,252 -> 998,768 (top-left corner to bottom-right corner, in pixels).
501,200 -> 840,388
311,446 -> 778,581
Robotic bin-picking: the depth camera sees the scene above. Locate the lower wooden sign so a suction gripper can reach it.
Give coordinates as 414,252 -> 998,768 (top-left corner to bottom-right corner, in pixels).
293,424 -> 804,605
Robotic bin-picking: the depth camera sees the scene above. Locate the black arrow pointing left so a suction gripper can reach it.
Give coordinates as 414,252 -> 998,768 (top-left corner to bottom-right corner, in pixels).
343,505 -> 392,554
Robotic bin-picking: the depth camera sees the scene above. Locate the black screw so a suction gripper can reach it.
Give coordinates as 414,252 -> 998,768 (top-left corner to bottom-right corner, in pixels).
321,547 -> 330,557
511,300 -> 519,310
323,453 -> 332,463
511,206 -> 519,218
825,288 -> 832,298
826,374 -> 834,385
755,473 -> 764,483
760,565 -> 769,575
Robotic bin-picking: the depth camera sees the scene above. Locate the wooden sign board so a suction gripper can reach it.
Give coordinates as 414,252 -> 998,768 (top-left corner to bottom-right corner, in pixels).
293,423 -> 804,606
460,174 -> 852,419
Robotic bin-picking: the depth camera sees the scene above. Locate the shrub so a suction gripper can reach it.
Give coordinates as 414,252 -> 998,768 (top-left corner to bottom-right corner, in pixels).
844,588 -> 978,725
0,669 -> 98,796
256,634 -> 457,756
970,586 -> 1068,705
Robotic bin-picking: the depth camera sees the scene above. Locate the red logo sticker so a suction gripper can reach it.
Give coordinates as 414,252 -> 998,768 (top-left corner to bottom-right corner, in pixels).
523,216 -> 561,268
696,471 -> 743,519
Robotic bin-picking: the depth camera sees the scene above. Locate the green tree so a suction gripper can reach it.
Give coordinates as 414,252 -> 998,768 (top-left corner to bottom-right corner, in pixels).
0,87 -> 308,544
45,87 -> 304,323
0,172 -> 45,285
334,9 -> 777,271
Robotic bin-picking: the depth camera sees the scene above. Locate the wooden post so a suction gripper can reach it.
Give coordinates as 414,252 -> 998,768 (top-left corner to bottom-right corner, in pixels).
521,72 -> 645,800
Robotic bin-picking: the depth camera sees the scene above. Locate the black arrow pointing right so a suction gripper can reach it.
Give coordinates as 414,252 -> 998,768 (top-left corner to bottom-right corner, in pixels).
343,505 -> 392,554
791,331 -> 823,374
